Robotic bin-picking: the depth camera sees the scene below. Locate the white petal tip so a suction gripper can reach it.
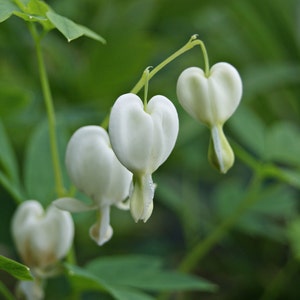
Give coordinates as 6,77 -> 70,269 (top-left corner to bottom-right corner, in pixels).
89,223 -> 113,246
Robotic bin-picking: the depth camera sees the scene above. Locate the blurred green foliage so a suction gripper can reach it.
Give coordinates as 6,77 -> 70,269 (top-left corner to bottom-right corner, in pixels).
1,0 -> 300,299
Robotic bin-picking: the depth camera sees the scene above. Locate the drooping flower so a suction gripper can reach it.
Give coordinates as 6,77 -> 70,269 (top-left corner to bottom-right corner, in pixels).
176,62 -> 242,173
109,93 -> 179,222
11,200 -> 74,273
53,125 -> 132,246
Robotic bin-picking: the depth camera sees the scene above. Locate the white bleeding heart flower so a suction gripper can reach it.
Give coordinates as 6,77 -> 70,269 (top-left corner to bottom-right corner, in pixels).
53,126 -> 132,246
176,62 -> 242,173
11,200 -> 74,274
109,93 -> 179,222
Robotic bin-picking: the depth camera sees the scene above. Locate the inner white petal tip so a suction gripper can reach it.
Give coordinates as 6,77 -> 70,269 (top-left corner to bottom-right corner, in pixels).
89,223 -> 113,246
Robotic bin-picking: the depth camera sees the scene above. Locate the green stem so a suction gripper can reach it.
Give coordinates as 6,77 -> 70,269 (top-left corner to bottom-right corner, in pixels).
130,34 -> 210,94
232,141 -> 300,190
143,67 -> 151,108
179,173 -> 263,273
29,24 -> 65,197
231,140 -> 262,172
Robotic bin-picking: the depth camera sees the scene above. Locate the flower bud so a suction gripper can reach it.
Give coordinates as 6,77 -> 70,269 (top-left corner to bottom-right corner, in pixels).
11,200 -> 74,272
176,62 -> 242,173
109,93 -> 179,222
54,126 -> 132,245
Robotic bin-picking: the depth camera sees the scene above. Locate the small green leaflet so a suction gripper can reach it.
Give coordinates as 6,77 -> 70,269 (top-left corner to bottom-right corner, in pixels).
46,11 -> 106,43
0,0 -> 20,22
0,255 -> 33,281
0,0 -> 105,43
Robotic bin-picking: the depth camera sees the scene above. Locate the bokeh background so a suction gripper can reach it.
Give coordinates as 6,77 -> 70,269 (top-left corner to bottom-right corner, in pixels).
1,0 -> 300,299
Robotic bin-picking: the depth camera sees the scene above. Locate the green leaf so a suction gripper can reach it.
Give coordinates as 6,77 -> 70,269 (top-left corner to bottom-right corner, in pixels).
214,179 -> 297,241
86,255 -> 217,292
64,263 -> 108,293
108,286 -> 154,300
1,0 -> 105,40
12,0 -> 53,30
265,122 -> 300,167
0,119 -> 24,202
278,168 -> 300,190
0,255 -> 33,280
0,119 -> 20,184
0,83 -> 31,117
65,256 -> 216,300
23,119 -> 69,206
26,0 -> 49,16
0,0 -> 20,22
244,63 -> 300,98
0,171 -> 24,203
64,263 -> 153,300
287,218 -> 300,261
46,11 -> 106,43
230,109 -> 300,168
0,281 -> 15,300
229,106 -> 266,158
86,255 -> 163,284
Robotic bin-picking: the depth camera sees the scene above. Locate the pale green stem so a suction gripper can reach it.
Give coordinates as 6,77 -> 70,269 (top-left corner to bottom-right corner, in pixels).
179,173 -> 263,273
29,24 -> 65,197
232,141 -> 300,190
100,111 -> 110,130
143,67 -> 151,108
130,34 -> 210,94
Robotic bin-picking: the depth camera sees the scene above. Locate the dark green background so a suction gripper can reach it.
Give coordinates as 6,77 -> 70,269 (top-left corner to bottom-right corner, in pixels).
1,0 -> 300,299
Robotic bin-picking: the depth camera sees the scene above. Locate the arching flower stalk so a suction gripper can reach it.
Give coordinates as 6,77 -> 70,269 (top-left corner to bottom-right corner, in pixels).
109,93 -> 179,222
177,62 -> 242,173
54,126 -> 132,246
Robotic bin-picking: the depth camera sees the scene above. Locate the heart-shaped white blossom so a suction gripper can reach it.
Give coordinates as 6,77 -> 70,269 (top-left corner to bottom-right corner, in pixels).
109,93 -> 179,222
54,126 -> 132,246
176,62 -> 242,127
11,200 -> 74,272
176,62 -> 242,173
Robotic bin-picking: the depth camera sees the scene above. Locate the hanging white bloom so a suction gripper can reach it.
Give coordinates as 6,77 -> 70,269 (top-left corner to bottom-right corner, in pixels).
17,280 -> 44,300
176,62 -> 242,173
109,93 -> 179,222
11,200 -> 74,273
53,126 -> 132,246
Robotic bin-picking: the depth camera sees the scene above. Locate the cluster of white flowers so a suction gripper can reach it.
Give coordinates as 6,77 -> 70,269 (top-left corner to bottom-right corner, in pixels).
53,61 -> 242,245
11,57 -> 242,299
54,93 -> 179,244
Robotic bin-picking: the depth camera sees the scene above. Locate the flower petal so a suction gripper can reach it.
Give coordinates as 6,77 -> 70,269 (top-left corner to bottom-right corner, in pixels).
109,93 -> 179,174
89,206 -> 113,246
11,200 -> 74,269
65,126 -> 132,207
53,197 -> 97,212
130,174 -> 155,222
109,93 -> 154,174
177,62 -> 242,126
208,124 -> 234,173
146,95 -> 179,171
